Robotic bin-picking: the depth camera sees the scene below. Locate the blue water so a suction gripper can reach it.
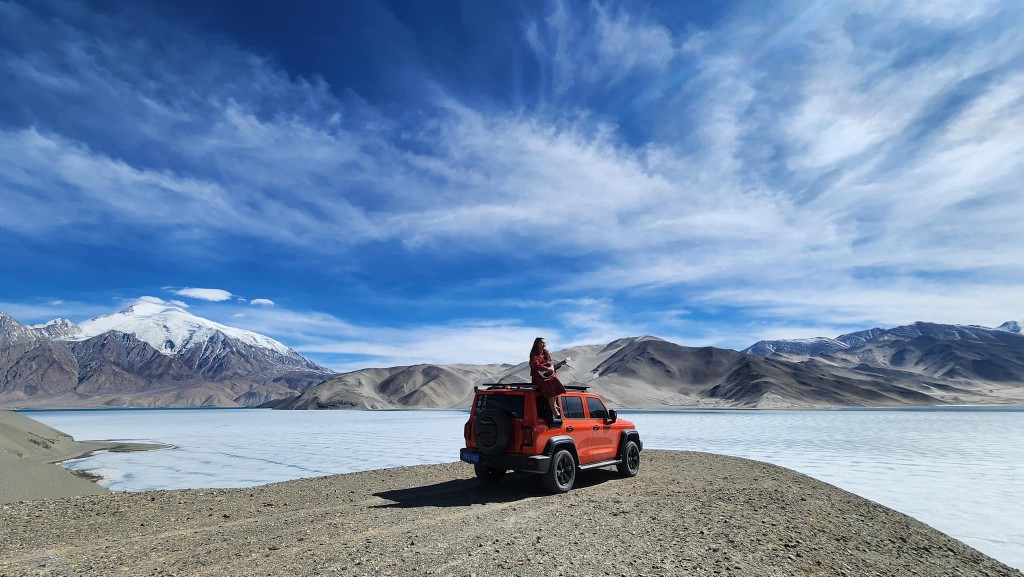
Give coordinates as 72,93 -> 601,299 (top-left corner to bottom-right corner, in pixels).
23,407 -> 1024,571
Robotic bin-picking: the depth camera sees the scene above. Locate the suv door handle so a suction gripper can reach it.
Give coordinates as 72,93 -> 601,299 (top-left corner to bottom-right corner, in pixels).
566,426 -> 574,432
592,425 -> 600,430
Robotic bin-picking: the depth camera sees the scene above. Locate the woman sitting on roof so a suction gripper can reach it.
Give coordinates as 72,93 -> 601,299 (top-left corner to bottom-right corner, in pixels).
529,337 -> 566,421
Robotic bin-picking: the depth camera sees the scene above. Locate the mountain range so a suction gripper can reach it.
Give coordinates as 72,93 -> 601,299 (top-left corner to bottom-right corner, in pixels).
0,300 -> 333,408
3,302 -> 1023,409
270,320 -> 1024,409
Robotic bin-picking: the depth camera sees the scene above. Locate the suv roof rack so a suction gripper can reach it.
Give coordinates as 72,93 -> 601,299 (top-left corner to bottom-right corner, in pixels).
481,384 -> 535,391
476,383 -> 591,392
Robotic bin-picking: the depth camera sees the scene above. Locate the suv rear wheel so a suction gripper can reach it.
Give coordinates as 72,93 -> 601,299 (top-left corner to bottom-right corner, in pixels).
542,449 -> 576,493
617,439 -> 640,477
474,463 -> 506,484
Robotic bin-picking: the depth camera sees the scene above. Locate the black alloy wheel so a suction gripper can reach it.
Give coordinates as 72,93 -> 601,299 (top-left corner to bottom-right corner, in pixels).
542,449 -> 576,493
617,440 -> 640,477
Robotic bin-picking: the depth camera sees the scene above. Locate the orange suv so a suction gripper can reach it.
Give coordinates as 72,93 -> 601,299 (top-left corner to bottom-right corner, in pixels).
460,384 -> 642,493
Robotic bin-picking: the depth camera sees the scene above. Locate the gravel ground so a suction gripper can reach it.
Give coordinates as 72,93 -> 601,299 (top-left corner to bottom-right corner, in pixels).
0,450 -> 1019,577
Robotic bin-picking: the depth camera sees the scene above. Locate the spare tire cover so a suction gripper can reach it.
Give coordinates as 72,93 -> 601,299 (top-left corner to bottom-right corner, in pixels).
474,409 -> 512,455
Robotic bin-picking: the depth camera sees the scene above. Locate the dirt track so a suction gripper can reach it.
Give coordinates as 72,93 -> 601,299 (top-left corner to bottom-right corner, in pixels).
1,450 -> 1019,577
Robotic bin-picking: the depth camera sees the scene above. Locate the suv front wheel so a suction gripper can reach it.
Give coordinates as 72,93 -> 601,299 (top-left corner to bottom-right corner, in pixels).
542,449 -> 577,493
617,439 -> 641,477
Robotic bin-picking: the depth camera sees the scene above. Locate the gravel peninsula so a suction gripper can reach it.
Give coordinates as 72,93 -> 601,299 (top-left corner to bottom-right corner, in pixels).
0,410 -> 168,504
1,449 -> 1020,577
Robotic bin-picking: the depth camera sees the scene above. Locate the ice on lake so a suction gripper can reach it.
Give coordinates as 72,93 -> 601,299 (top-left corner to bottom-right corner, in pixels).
25,407 -> 1024,571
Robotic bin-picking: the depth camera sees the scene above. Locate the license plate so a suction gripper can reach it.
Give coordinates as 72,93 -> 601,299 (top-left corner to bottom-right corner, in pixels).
460,449 -> 480,464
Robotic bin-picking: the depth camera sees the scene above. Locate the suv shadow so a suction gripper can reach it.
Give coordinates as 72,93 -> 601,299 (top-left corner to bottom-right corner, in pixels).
372,470 -> 623,509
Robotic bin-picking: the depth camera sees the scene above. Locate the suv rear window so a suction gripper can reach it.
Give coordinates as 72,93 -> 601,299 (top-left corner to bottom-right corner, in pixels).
475,393 -> 525,418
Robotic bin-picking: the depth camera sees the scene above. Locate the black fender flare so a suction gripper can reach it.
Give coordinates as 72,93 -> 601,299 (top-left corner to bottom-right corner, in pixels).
543,435 -> 579,464
617,430 -> 642,459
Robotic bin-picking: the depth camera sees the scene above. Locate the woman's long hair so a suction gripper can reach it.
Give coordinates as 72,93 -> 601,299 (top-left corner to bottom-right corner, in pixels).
530,337 -> 550,360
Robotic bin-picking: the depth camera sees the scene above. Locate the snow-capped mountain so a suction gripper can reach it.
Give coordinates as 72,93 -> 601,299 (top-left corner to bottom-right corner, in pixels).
745,319 -> 1024,360
742,328 -> 884,356
872,322 -> 1009,343
72,299 -> 293,357
31,318 -> 82,340
742,323 -> 1021,357
58,298 -> 326,382
742,337 -> 848,356
0,300 -> 333,408
834,328 -> 885,348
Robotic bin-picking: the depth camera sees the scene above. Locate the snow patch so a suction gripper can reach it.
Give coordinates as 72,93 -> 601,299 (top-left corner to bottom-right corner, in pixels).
998,320 -> 1022,334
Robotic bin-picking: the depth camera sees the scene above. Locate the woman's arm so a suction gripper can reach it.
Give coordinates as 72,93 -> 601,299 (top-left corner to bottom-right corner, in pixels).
530,354 -> 553,371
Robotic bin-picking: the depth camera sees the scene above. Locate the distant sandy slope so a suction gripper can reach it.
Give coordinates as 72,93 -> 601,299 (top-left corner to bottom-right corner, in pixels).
0,410 -> 168,504
1,451 -> 1019,577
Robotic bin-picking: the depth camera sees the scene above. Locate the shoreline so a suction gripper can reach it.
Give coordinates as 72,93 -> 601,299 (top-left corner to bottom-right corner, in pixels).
11,402 -> 1024,412
0,410 -> 169,504
5,408 -> 1023,574
1,450 -> 1020,576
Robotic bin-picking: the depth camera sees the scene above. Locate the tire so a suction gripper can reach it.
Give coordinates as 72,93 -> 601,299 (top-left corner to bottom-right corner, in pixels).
617,439 -> 640,477
542,449 -> 577,493
474,463 -> 506,484
473,409 -> 511,455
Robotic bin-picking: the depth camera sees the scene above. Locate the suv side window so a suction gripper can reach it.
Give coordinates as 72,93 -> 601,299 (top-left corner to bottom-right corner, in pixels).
561,396 -> 586,419
585,397 -> 608,420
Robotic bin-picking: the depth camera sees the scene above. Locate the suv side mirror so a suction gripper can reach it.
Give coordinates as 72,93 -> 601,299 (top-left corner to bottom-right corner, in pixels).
606,409 -> 617,424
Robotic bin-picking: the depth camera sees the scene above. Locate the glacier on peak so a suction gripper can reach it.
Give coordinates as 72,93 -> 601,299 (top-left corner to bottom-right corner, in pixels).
67,298 -> 294,357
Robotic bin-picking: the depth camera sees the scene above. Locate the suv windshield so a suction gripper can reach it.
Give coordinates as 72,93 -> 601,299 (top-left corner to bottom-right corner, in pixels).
475,393 -> 525,418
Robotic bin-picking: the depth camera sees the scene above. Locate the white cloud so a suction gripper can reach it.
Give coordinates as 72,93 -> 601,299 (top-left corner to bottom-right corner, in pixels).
174,288 -> 233,302
219,304 -> 561,370
170,300 -> 189,308
250,299 -> 275,306
699,282 -> 1024,330
525,1 -> 681,94
3,0 -> 1023,344
593,3 -> 677,77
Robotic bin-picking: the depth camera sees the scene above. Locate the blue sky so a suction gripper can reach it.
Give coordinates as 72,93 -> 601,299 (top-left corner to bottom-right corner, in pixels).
2,0 -> 1023,371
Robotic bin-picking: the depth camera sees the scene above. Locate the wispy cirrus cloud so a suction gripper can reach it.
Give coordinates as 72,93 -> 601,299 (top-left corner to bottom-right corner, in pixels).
525,0 -> 681,95
1,0 -> 1022,349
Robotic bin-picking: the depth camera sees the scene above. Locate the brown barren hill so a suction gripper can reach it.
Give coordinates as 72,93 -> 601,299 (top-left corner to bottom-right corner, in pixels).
0,450 -> 1019,577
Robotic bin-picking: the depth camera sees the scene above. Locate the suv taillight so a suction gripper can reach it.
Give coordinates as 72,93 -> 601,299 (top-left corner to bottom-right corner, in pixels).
464,421 -> 471,443
521,425 -> 534,447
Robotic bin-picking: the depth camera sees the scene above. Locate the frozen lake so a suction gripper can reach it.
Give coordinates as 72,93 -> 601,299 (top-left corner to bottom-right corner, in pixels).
23,407 -> 1024,571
